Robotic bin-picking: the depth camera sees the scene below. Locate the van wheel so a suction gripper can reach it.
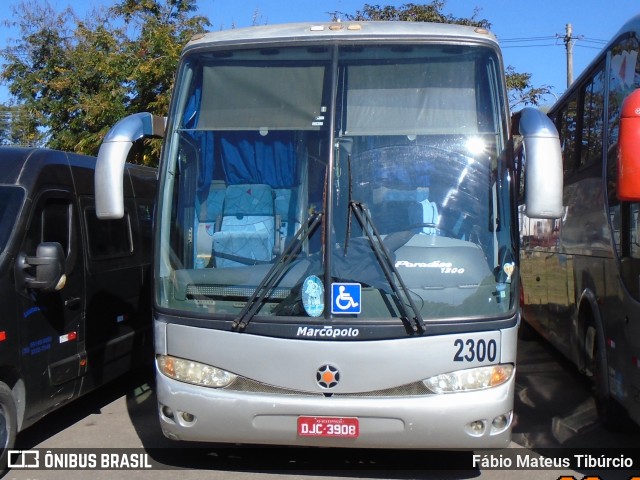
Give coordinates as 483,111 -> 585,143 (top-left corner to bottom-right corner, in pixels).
0,382 -> 17,471
588,324 -> 636,432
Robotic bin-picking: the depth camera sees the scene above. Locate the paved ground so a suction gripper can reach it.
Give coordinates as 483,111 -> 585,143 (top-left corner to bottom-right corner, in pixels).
3,333 -> 640,480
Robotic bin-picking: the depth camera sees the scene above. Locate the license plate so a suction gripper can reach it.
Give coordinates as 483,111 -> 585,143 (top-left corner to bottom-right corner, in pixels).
297,416 -> 359,438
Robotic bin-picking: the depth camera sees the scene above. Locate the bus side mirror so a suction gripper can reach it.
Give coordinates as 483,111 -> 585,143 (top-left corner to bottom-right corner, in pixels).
618,88 -> 640,201
16,242 -> 66,292
95,112 -> 165,219
514,108 -> 564,219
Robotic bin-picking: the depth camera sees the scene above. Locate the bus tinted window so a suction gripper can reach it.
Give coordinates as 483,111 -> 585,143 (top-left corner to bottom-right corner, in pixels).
556,95 -> 579,179
580,63 -> 606,172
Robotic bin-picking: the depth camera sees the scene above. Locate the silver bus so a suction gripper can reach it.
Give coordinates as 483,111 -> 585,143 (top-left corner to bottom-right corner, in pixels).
96,21 -> 562,448
519,14 -> 640,430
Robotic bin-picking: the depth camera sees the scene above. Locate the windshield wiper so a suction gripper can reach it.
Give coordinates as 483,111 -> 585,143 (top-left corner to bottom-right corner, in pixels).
348,201 -> 427,335
232,212 -> 323,332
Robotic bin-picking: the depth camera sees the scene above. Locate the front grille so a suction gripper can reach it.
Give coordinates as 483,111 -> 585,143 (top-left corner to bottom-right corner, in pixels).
226,376 -> 434,397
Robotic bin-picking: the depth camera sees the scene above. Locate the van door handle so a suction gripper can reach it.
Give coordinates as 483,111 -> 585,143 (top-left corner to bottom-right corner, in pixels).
64,297 -> 81,308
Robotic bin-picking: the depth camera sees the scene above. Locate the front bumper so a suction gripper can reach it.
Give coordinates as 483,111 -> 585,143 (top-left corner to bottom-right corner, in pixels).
156,371 -> 514,449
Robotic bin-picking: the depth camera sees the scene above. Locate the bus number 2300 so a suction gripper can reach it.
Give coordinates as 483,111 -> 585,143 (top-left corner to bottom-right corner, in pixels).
453,338 -> 497,363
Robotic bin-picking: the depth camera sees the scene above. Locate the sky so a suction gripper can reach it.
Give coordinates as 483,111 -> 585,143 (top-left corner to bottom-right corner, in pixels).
0,0 -> 638,107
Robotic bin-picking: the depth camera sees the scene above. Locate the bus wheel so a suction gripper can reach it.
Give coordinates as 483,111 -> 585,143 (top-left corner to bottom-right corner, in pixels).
0,382 -> 17,471
589,325 -> 635,432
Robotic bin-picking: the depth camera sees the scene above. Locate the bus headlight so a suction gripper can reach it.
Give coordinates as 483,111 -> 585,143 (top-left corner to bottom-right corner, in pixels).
157,354 -> 237,388
423,364 -> 513,394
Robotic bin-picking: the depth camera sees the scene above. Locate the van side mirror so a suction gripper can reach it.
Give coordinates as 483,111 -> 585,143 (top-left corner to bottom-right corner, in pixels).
16,242 -> 66,292
513,108 -> 564,219
618,88 -> 640,200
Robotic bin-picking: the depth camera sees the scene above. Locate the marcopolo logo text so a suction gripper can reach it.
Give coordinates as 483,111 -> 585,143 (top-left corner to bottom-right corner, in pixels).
296,326 -> 360,338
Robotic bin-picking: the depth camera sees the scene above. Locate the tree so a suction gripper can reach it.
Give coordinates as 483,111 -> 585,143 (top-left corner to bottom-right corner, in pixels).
333,1 -> 490,28
0,104 -> 42,146
1,2 -> 70,148
0,107 -> 9,145
333,2 -> 551,110
1,0 -> 209,164
505,66 -> 553,110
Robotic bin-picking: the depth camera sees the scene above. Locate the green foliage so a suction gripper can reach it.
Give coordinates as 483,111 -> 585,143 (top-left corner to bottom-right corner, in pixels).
0,0 -> 209,164
0,104 -> 42,146
333,2 -> 490,28
505,65 -> 552,109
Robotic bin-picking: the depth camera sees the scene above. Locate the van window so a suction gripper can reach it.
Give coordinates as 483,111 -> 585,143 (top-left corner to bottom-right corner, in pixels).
0,186 -> 25,251
84,207 -> 133,259
42,201 -> 73,254
25,197 -> 73,257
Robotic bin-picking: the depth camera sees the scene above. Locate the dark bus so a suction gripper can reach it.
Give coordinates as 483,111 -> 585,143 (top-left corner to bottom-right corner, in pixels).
520,14 -> 640,430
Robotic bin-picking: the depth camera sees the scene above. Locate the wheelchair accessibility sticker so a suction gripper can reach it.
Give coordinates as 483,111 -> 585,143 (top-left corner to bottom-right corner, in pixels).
331,283 -> 361,314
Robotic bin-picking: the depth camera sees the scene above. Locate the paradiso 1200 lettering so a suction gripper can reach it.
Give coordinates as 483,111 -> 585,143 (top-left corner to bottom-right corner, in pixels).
395,259 -> 465,274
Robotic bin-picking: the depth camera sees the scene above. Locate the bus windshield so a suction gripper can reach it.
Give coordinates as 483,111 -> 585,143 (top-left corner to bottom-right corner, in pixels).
157,42 -> 515,327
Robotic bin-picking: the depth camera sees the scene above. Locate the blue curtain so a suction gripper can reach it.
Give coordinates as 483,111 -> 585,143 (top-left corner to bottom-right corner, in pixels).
182,74 -> 298,193
182,78 -> 216,206
220,131 -> 297,188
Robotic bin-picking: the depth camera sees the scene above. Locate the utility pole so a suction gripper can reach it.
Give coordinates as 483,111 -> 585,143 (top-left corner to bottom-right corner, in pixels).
564,23 -> 574,88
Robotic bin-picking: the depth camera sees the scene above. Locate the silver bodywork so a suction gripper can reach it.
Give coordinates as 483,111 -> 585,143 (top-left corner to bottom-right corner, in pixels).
517,108 -> 564,219
95,113 -> 165,219
155,321 -> 517,448
183,21 -> 499,51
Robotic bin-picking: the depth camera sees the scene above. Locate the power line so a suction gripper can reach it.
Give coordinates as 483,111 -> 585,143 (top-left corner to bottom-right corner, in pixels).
501,27 -> 608,88
501,43 -> 558,49
581,37 -> 608,44
575,44 -> 607,50
500,36 -> 558,43
499,34 -> 607,50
